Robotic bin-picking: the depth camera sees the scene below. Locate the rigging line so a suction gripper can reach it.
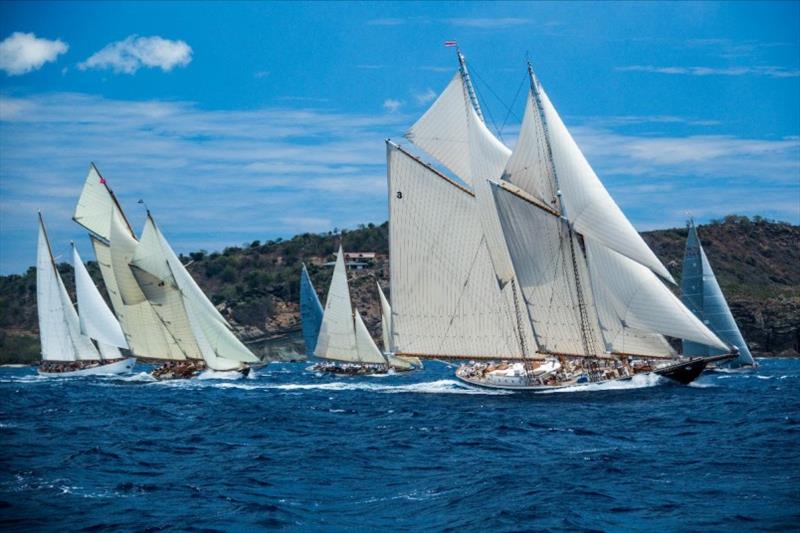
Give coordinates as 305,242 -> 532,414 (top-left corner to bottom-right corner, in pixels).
470,64 -> 523,137
500,71 -> 528,138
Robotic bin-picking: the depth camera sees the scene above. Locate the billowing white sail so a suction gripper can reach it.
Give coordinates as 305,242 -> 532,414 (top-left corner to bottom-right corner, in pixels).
72,244 -> 128,350
491,183 -> 605,356
354,310 -> 388,365
73,163 -> 129,241
91,236 -> 185,360
132,214 -> 259,369
109,207 -> 147,305
584,238 -> 728,351
315,246 -> 358,362
377,282 -> 392,352
406,73 -> 510,188
531,80 -> 674,283
388,142 -> 527,359
37,214 -> 99,361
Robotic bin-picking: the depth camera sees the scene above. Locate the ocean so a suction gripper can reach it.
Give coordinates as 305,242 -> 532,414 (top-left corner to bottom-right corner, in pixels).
1,358 -> 798,531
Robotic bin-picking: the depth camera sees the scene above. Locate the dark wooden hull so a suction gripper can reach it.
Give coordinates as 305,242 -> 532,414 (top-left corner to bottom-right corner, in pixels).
653,353 -> 737,384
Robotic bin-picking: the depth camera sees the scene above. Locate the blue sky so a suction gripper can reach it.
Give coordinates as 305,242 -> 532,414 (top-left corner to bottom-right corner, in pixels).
1,1 -> 798,274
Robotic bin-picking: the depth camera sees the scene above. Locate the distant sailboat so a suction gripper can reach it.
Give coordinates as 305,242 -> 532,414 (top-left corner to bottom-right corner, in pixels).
73,164 -> 190,364
376,283 -> 420,370
300,263 -> 324,356
310,246 -> 403,374
129,211 -> 261,377
36,213 -> 135,376
388,48 -> 734,390
682,220 -> 756,368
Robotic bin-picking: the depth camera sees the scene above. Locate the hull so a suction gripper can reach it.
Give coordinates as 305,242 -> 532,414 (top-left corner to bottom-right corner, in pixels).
306,362 -> 389,376
456,354 -> 735,391
38,357 -> 136,377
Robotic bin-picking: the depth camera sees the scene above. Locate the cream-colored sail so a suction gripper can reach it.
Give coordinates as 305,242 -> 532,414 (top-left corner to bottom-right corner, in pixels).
354,310 -> 389,365
72,244 -> 128,350
584,238 -> 728,351
91,237 -> 185,360
388,142 -> 527,359
377,282 -> 392,352
533,81 -> 674,282
73,163 -> 130,241
406,73 -> 510,188
315,246 -> 359,362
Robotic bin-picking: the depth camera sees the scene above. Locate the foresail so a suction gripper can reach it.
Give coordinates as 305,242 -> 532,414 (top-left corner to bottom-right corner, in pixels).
405,72 -> 510,188
377,282 -> 392,352
109,207 -> 147,305
535,83 -> 674,283
72,244 -> 128,349
315,246 -> 358,362
388,142 -> 525,359
354,311 -> 388,365
300,264 -> 324,355
584,237 -> 729,351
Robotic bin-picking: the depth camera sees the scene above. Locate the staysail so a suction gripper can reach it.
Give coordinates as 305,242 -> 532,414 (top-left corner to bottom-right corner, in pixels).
300,264 -> 324,355
37,214 -> 100,361
682,221 -> 754,366
72,243 -> 128,358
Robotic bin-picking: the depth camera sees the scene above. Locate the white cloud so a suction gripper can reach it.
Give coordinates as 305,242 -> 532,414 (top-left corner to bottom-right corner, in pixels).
0,32 -> 68,76
383,98 -> 402,113
616,65 -> 800,78
78,35 -> 192,74
413,88 -> 437,106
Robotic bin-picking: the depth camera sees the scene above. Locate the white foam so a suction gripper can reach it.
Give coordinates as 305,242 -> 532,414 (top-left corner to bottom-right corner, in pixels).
212,379 -> 512,395
196,369 -> 244,381
536,372 -> 663,394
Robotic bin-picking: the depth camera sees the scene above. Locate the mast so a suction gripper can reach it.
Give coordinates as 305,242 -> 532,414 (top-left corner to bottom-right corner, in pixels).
456,47 -> 485,123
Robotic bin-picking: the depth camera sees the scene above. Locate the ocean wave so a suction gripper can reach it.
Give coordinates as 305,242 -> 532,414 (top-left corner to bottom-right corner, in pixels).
536,372 -> 663,394
212,379 -> 512,395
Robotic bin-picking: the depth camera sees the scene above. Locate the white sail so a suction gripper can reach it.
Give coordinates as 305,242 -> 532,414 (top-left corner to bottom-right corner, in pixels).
140,215 -> 259,367
73,163 -> 133,241
491,183 -> 605,356
37,216 -> 77,361
377,282 -> 392,352
91,237 -> 186,360
388,142 -> 527,359
97,341 -> 122,359
354,310 -> 388,365
584,238 -> 728,351
532,80 -> 674,283
315,246 -> 359,362
72,244 -> 128,350
406,73 -> 510,188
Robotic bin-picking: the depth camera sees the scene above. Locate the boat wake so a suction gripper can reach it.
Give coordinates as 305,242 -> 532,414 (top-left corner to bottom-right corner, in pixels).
213,379 -> 512,395
196,369 -> 245,380
536,372 -> 663,394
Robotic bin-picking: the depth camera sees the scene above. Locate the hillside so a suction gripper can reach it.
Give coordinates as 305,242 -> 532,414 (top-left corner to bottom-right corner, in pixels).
1,215 -> 797,363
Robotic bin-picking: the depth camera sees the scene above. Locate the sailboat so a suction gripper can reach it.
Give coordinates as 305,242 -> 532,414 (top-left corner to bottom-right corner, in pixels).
129,211 -> 261,378
73,164 -> 192,367
386,47 -> 735,390
36,213 -> 135,376
310,246 -> 405,374
682,220 -> 756,369
377,283 -> 420,370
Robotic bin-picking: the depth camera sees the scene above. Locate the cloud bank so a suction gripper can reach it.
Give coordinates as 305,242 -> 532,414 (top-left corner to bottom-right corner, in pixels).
0,32 -> 68,75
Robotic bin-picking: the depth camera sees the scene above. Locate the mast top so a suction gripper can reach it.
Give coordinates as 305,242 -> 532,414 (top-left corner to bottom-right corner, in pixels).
454,46 -> 485,124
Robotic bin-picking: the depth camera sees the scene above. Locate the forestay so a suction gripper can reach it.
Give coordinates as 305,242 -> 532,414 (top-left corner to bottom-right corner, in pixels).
388,142 -> 525,359
681,223 -> 754,365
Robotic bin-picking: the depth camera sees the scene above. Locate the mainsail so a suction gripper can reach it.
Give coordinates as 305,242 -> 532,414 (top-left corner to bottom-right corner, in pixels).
300,264 -> 324,355
37,214 -> 100,362
130,213 -> 260,371
72,243 -> 128,359
682,221 -> 755,366
314,246 -> 386,365
72,164 -> 185,360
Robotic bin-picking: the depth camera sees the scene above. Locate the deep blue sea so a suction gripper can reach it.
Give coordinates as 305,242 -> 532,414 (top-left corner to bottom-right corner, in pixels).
1,358 -> 798,532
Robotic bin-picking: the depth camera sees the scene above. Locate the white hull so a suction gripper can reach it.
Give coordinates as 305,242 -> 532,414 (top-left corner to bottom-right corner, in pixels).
38,357 -> 136,377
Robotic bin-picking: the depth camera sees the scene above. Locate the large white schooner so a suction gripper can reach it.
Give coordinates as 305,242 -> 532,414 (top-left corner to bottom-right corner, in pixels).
386,48 -> 735,390
36,213 -> 135,376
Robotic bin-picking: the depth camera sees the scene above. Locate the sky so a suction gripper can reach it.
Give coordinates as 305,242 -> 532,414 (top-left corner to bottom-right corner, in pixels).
0,1 -> 798,274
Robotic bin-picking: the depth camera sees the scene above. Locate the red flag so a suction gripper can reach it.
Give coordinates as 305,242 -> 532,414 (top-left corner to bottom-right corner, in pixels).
444,41 -> 457,47
99,177 -> 106,185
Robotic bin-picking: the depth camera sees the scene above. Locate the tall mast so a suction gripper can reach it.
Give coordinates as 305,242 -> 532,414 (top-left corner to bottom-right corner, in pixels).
456,47 -> 485,123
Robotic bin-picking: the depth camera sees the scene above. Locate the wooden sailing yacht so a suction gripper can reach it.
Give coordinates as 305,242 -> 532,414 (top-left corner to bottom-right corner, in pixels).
36,213 -> 135,376
309,246 -> 411,374
682,220 -> 756,369
387,47 -> 734,390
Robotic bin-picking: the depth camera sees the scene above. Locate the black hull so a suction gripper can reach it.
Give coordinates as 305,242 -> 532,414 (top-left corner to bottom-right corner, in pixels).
654,353 -> 737,385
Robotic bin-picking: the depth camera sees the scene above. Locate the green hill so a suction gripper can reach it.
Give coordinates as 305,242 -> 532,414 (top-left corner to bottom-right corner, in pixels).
1,215 -> 797,364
